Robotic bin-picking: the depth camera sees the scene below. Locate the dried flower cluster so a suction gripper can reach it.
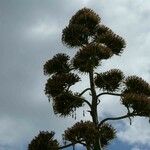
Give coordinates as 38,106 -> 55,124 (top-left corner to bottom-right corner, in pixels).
121,76 -> 150,117
95,69 -> 124,92
44,53 -> 70,75
53,91 -> 84,116
73,43 -> 112,72
45,73 -> 80,97
64,121 -> 116,148
28,131 -> 59,150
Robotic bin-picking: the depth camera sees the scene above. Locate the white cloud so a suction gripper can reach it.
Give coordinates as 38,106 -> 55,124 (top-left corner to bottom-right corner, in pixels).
131,146 -> 149,150
131,147 -> 140,150
82,0 -> 90,5
118,117 -> 150,146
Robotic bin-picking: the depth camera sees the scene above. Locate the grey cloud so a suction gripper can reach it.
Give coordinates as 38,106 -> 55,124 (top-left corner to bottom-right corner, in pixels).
0,0 -> 150,150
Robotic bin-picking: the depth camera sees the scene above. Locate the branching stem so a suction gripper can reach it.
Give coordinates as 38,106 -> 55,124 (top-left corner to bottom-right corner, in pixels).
98,113 -> 139,127
58,141 -> 86,149
97,92 -> 122,98
79,88 -> 91,96
58,143 -> 73,149
83,99 -> 92,108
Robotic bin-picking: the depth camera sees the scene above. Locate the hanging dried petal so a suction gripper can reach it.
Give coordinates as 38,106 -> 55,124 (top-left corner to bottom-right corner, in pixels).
95,69 -> 124,92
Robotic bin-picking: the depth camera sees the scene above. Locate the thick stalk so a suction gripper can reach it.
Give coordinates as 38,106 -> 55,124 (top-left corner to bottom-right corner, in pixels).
89,69 -> 102,150
89,70 -> 98,124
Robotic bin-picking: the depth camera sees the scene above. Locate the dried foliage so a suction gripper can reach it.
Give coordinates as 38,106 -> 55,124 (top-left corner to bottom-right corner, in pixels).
64,121 -> 99,146
62,7 -> 126,55
62,24 -> 89,47
62,8 -> 100,47
95,69 -> 124,92
94,25 -> 110,35
69,8 -> 100,33
73,43 -> 112,72
64,121 -> 116,148
94,25 -> 126,55
53,91 -> 84,116
44,53 -> 70,75
45,73 -> 80,97
100,123 -> 116,147
121,93 -> 150,116
122,76 -> 150,116
123,76 -> 150,96
28,131 -> 59,150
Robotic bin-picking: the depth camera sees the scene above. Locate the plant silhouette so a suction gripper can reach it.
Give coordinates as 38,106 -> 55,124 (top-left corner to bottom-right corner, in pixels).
29,8 -> 150,150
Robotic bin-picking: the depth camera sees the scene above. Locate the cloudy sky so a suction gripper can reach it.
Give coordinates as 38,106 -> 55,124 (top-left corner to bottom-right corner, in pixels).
0,0 -> 150,150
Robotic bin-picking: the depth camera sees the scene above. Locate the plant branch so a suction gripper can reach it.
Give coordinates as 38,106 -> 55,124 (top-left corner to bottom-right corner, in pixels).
97,92 -> 122,98
74,94 -> 91,108
58,141 -> 87,149
83,99 -> 92,108
79,88 -> 91,96
58,143 -> 74,149
99,112 -> 139,127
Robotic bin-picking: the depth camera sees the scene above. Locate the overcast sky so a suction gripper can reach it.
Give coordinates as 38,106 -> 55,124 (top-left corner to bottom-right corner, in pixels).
0,0 -> 150,150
